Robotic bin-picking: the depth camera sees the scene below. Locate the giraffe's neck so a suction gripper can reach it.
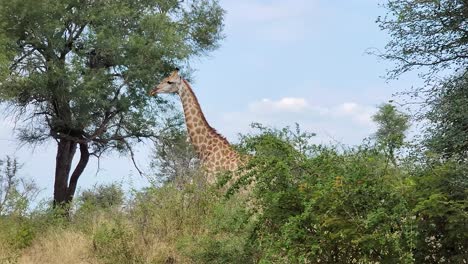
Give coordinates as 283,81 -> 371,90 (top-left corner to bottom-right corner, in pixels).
178,79 -> 233,162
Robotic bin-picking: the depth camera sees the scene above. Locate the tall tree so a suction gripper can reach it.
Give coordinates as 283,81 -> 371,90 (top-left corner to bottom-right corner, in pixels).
376,0 -> 468,80
425,72 -> 468,160
372,103 -> 410,165
378,3 -> 468,262
0,0 -> 224,207
377,0 -> 468,159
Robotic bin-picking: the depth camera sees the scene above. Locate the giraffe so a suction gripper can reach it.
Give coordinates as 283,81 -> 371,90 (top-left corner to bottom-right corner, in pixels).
150,69 -> 243,183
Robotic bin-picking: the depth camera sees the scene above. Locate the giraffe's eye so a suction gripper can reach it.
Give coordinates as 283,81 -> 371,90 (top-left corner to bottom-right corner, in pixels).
167,81 -> 174,84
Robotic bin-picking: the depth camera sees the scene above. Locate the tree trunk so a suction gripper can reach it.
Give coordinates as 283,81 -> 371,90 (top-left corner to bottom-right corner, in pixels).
54,139 -> 76,206
65,143 -> 89,204
53,139 -> 89,209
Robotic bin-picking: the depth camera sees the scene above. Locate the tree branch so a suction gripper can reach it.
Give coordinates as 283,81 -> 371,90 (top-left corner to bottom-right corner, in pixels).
122,139 -> 144,176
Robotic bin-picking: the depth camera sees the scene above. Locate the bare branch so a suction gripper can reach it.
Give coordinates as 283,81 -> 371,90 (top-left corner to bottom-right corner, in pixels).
123,139 -> 144,176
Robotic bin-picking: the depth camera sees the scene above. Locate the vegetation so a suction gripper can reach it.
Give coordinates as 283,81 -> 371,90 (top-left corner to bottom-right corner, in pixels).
150,124 -> 200,186
0,0 -> 225,207
377,0 -> 468,161
0,0 -> 465,263
372,103 -> 410,165
376,0 -> 467,79
0,157 -> 39,216
424,73 -> 468,161
0,123 -> 466,263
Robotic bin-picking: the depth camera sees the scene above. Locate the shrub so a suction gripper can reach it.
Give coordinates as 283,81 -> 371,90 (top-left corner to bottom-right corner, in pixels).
0,124 -> 463,263
231,125 -> 417,263
410,161 -> 467,263
178,194 -> 254,263
0,156 -> 40,216
128,177 -> 218,263
92,219 -> 143,264
78,183 -> 124,210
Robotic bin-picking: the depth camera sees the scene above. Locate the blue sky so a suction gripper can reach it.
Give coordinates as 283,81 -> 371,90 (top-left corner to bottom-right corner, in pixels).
0,0 -> 421,200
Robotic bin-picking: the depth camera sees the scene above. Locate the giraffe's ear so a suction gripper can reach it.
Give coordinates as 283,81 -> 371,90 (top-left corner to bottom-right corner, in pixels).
175,67 -> 180,72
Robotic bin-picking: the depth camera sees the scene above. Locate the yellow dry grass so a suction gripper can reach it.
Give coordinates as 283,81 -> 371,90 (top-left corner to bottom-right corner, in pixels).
18,229 -> 100,264
138,238 -> 189,264
0,242 -> 19,264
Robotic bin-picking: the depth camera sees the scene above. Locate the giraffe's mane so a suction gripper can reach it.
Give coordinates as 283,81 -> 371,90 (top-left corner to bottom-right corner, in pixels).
182,79 -> 232,146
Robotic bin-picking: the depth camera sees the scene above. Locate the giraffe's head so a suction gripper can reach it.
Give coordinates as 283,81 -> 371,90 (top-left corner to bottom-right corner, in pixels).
150,69 -> 182,96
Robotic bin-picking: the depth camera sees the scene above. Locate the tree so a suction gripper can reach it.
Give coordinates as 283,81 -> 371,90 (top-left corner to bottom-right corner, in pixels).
425,72 -> 468,161
377,5 -> 468,259
377,0 -> 468,159
150,124 -> 200,186
0,0 -> 224,208
376,0 -> 468,80
372,103 -> 410,165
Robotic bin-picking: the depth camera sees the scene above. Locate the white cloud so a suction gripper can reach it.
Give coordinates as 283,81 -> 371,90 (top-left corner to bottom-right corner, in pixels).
249,97 -> 309,113
246,97 -> 375,126
207,97 -> 377,145
332,102 -> 375,126
340,102 -> 358,113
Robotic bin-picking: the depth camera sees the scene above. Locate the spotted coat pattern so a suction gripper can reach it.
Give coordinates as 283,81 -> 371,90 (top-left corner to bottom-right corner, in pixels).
178,79 -> 243,183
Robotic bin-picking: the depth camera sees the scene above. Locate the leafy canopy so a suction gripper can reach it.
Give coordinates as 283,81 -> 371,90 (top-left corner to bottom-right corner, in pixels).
0,0 -> 224,155
372,103 -> 410,164
376,0 -> 468,79
425,73 -> 468,160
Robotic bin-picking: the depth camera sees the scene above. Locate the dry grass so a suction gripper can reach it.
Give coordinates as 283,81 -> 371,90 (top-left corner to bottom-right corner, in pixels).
138,238 -> 191,264
88,209 -> 193,263
18,229 -> 100,264
0,242 -> 19,264
11,226 -> 191,264
1,184 -> 223,264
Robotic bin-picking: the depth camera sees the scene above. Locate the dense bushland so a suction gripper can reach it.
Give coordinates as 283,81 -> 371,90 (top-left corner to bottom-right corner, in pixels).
0,123 -> 466,263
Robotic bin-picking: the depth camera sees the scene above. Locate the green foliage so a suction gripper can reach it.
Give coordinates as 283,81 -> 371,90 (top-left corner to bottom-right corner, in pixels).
0,156 -> 39,216
377,0 -> 468,163
235,126 -> 416,263
0,217 -> 36,250
425,73 -> 468,160
0,125 -> 465,263
130,178 -> 215,243
128,175 -> 254,263
10,221 -> 35,250
179,194 -> 254,264
79,183 -> 124,210
0,0 -> 225,205
146,123 -> 468,263
0,0 -> 225,147
376,0 -> 468,79
372,103 -> 410,164
93,220 -> 144,264
150,124 -> 200,185
71,183 -> 125,233
239,122 -> 317,156
376,4 -> 468,260
409,161 -> 468,263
